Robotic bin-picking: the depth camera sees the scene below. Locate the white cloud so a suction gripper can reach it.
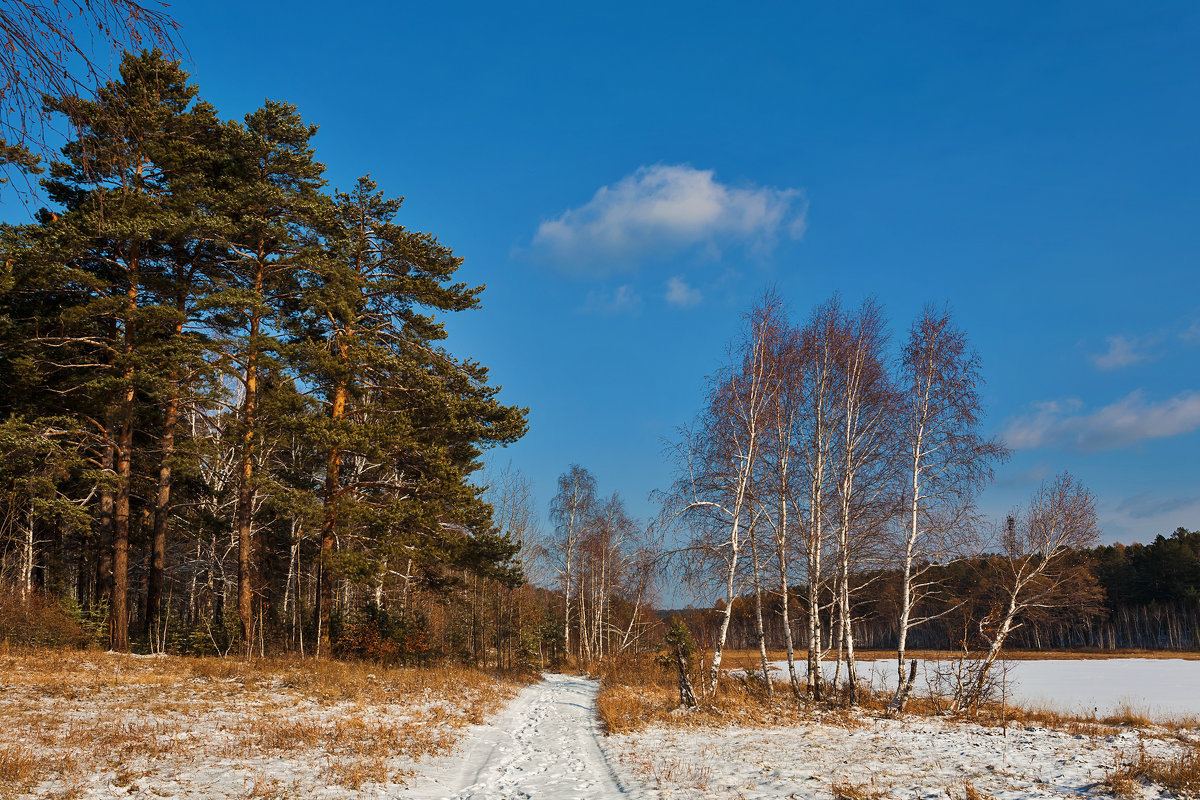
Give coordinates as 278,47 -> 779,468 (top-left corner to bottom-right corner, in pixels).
1003,390 -> 1200,452
582,284 -> 641,315
1089,334 -> 1157,370
665,275 -> 703,308
531,164 -> 806,271
1180,320 -> 1200,345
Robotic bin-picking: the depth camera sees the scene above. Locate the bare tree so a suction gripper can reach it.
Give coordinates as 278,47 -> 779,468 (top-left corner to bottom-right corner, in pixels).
953,473 -> 1101,711
483,462 -> 545,668
0,1 -> 177,172
666,293 -> 782,693
549,464 -> 596,661
579,491 -> 644,660
487,462 -> 545,585
796,298 -> 843,700
757,314 -> 804,697
829,298 -> 895,705
740,508 -> 773,696
890,305 -> 1007,712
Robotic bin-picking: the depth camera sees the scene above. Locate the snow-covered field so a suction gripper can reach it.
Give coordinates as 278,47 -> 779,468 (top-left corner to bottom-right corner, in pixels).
406,669 -> 1199,799
603,715 -> 1192,799
766,658 -> 1200,719
7,651 -> 1198,799
0,650 -> 520,799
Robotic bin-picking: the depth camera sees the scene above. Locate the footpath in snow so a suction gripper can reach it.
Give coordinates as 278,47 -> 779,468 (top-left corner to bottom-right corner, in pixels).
408,672 -> 627,799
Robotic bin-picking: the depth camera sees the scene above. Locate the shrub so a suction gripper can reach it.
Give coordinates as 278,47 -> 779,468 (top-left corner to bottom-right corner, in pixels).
0,591 -> 90,648
333,604 -> 434,665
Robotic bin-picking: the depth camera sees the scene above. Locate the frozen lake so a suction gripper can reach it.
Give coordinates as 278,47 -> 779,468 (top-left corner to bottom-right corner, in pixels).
767,657 -> 1200,719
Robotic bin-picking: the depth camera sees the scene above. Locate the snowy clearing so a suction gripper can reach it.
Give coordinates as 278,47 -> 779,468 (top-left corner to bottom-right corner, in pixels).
766,658 -> 1200,719
8,653 -> 1199,800
408,672 -> 626,799
412,669 -> 1199,800
604,714 -> 1197,800
0,650 -> 521,799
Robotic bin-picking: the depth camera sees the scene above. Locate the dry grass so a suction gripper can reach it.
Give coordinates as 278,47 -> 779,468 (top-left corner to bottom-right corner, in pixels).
595,657 -> 873,734
620,749 -> 716,793
0,645 -> 526,798
597,650 -> 1200,745
0,745 -> 42,800
1105,742 -> 1200,798
950,779 -> 993,800
830,778 -> 889,799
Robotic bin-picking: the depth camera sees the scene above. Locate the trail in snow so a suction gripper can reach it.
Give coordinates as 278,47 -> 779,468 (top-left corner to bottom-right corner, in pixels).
408,672 -> 626,800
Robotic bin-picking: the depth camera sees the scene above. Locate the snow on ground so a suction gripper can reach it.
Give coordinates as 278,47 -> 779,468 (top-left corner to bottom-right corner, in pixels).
765,658 -> 1200,719
603,715 -> 1192,800
0,650 -> 519,799
9,652 -> 1197,799
408,672 -> 626,799
409,671 -> 1197,799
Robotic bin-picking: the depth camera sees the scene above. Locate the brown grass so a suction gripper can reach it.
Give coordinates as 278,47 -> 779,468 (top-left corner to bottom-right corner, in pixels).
597,649 -> 1200,744
1105,742 -> 1200,798
595,656 -> 876,734
951,779 -> 993,800
619,749 -> 716,793
0,645 -> 526,796
831,778 -> 889,799
0,745 -> 42,799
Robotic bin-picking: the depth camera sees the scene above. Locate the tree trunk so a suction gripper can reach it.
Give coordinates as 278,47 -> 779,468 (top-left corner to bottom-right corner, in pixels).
561,566 -> 571,662
749,524 -> 772,697
806,473 -> 823,700
838,475 -> 858,705
708,545 -> 739,695
776,493 -> 801,699
890,658 -> 918,714
110,255 -> 138,653
235,262 -> 264,654
20,503 -> 34,602
892,435 -> 922,712
145,379 -> 180,646
677,648 -> 697,708
317,378 -> 347,657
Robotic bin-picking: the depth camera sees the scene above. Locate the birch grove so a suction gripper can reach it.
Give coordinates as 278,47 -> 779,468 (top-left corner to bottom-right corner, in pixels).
662,294 -> 1020,705
548,466 -> 659,665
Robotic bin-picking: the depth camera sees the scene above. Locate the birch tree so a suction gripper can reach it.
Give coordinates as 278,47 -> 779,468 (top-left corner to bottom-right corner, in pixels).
758,315 -> 804,697
829,298 -> 895,704
668,293 -> 781,693
953,473 -> 1100,711
796,298 -> 843,699
549,464 -> 596,660
890,305 -> 1007,711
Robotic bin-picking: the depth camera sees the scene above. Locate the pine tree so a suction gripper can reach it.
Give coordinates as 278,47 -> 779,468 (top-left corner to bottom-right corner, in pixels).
6,50 -> 223,650
207,101 -> 328,651
290,176 -> 527,653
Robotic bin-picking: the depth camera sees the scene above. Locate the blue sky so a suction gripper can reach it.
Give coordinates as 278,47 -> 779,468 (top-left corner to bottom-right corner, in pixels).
40,3 -> 1200,548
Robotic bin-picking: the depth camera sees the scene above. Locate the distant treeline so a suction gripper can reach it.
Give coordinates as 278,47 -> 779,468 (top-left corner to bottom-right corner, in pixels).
672,527 -> 1200,653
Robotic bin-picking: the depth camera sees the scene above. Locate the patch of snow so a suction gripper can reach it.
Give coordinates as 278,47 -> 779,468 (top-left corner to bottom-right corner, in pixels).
409,673 -> 627,799
765,658 -> 1200,719
605,717 -> 1194,799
